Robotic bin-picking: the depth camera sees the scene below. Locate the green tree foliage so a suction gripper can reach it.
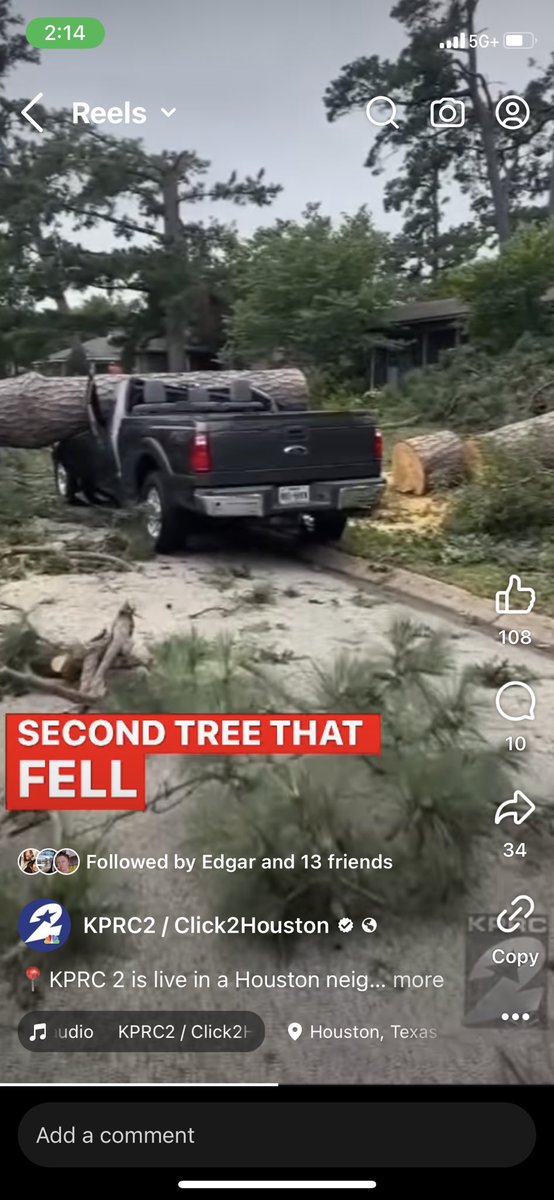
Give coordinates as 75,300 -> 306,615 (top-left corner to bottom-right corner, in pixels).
0,0 -> 38,125
108,622 -> 513,924
324,0 -> 554,269
447,442 -> 554,537
65,338 -> 90,377
379,334 -> 554,429
38,130 -> 279,370
450,226 -> 554,349
0,126 -> 275,370
0,22 -> 281,374
226,205 -> 401,374
0,2 -> 41,372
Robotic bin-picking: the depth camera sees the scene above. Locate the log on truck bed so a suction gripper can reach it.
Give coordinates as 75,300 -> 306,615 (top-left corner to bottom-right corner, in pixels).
0,368 -> 309,449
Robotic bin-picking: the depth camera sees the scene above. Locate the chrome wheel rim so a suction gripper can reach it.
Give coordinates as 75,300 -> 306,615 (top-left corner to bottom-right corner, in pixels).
144,487 -> 162,540
56,464 -> 69,498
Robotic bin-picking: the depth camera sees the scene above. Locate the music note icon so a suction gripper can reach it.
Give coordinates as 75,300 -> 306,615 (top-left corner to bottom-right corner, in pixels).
29,1022 -> 46,1042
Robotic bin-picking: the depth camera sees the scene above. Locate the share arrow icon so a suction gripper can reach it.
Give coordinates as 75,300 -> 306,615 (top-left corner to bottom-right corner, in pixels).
494,789 -> 536,826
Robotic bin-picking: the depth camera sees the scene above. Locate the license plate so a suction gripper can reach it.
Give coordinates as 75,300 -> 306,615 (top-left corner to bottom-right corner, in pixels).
278,485 -> 310,505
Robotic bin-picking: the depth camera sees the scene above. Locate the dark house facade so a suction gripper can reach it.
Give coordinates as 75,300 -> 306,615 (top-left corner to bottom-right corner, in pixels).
133,337 -> 219,373
370,298 -> 468,389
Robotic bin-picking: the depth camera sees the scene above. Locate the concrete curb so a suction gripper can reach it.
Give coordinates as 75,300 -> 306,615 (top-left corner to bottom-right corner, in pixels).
299,544 -> 554,652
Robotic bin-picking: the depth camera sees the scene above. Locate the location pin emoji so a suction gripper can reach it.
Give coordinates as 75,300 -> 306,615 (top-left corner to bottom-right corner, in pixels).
287,1022 -> 302,1041
26,966 -> 40,993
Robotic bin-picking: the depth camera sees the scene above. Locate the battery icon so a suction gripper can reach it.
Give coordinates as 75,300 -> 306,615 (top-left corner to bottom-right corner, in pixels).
504,32 -> 535,48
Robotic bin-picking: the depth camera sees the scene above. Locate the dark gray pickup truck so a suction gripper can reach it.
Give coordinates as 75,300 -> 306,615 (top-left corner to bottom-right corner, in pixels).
53,377 -> 385,552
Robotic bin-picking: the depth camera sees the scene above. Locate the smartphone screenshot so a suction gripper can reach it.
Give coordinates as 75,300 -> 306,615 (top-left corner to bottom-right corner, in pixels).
1,0 -> 552,1189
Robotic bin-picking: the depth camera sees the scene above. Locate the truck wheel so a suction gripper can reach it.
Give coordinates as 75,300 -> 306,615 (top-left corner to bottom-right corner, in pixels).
54,461 -> 79,505
140,472 -> 182,553
80,479 -> 102,505
304,512 -> 348,543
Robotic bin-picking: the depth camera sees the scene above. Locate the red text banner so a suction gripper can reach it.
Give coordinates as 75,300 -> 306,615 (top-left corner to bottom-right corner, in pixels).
5,712 -> 382,811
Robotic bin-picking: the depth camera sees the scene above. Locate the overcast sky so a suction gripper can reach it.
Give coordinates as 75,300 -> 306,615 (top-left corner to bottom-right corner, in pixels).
7,0 -> 554,239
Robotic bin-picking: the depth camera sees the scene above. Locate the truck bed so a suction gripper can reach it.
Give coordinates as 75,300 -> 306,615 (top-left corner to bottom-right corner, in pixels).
119,407 -> 382,490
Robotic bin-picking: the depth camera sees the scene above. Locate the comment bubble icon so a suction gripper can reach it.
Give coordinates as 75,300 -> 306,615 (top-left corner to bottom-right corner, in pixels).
495,681 -> 536,722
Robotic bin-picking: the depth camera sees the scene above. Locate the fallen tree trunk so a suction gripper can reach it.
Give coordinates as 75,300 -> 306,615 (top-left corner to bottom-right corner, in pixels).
465,410 -> 554,475
392,431 -> 467,495
0,373 -> 94,448
95,367 -> 309,414
0,368 -> 309,449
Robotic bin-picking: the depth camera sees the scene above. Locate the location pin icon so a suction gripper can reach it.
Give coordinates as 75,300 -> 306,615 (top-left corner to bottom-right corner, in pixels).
288,1022 -> 302,1041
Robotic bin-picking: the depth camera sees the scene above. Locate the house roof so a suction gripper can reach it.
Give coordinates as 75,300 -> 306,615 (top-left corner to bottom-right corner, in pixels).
43,336 -> 120,363
385,298 -> 469,325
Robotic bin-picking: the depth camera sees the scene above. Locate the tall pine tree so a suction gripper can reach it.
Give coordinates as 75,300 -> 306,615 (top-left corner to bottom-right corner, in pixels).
324,0 -> 554,271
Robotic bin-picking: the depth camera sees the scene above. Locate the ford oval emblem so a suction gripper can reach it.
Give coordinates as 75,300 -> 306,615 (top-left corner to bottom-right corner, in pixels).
284,444 -> 308,455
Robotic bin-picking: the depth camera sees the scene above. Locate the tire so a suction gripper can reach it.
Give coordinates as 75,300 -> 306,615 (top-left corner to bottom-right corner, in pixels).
54,460 -> 79,505
303,512 -> 348,543
140,471 -> 183,553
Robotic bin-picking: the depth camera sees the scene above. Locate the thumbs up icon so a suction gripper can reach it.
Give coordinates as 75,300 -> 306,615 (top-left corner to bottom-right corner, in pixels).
495,575 -> 536,615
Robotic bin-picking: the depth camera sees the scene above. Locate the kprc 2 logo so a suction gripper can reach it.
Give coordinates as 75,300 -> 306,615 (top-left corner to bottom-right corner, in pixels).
18,900 -> 71,951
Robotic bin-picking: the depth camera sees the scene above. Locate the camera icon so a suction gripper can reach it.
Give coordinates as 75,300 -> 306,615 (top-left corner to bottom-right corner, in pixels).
430,97 -> 466,128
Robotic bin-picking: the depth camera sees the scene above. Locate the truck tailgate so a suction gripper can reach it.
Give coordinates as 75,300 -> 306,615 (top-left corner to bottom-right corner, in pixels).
201,411 -> 381,485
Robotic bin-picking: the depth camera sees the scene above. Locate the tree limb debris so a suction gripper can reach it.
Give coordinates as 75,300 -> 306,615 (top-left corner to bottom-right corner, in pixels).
79,601 -> 135,696
0,664 -> 95,705
0,601 -> 139,703
0,545 -> 133,571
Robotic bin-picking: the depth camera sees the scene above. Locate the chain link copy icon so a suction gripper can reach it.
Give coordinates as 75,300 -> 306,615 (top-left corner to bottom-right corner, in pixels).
497,894 -> 535,934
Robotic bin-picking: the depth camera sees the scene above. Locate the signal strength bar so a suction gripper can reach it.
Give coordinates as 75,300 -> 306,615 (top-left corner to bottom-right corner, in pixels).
439,32 -> 467,49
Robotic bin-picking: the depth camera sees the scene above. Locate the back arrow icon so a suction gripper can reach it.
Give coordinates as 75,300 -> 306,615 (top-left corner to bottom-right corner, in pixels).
21,92 -> 44,133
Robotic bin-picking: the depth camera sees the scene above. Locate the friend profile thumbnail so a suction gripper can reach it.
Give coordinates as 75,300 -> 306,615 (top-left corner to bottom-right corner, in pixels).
54,848 -> 80,875
18,847 -> 80,875
18,848 -> 40,875
36,848 -> 56,875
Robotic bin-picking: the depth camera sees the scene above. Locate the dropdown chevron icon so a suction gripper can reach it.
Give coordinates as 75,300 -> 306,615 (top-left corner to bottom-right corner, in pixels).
161,107 -> 176,118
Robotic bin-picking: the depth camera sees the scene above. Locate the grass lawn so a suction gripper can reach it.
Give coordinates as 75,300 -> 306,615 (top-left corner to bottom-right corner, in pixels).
346,521 -> 554,618
345,421 -> 554,618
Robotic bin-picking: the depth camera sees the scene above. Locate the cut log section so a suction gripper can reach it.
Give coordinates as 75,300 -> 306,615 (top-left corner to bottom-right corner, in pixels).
0,373 -> 94,448
392,431 -> 467,495
0,368 -> 309,449
465,411 -> 554,476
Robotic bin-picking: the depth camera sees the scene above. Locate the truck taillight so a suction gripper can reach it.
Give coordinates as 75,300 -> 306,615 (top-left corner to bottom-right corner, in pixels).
189,431 -> 212,472
374,427 -> 383,465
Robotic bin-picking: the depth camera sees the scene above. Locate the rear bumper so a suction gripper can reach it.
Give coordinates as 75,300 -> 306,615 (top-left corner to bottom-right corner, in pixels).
186,477 -> 385,519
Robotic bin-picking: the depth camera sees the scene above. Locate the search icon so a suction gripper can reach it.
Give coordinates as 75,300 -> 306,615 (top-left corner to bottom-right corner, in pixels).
366,95 -> 399,129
